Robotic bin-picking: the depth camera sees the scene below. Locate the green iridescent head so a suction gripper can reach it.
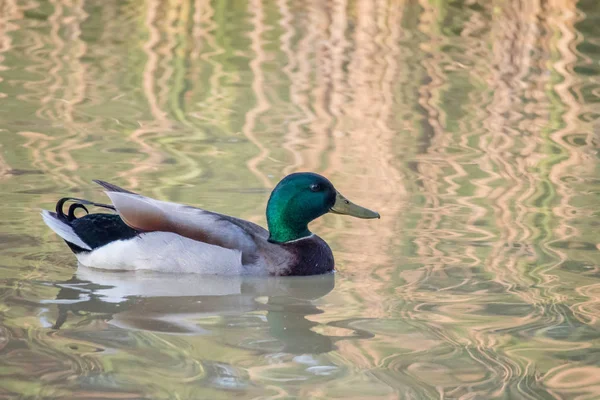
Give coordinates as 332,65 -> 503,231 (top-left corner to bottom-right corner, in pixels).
266,172 -> 380,243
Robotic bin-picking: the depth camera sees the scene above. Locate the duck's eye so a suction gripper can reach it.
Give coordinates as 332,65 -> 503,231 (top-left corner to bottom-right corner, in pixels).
310,183 -> 321,192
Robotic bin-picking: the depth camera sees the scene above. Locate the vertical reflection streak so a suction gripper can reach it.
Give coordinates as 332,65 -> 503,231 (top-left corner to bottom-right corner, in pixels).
243,0 -> 271,187
282,0 -> 319,172
277,0 -> 305,175
119,0 -> 167,189
0,0 -> 18,180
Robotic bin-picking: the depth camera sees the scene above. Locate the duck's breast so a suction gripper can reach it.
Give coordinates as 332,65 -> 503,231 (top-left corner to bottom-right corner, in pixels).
263,235 -> 334,276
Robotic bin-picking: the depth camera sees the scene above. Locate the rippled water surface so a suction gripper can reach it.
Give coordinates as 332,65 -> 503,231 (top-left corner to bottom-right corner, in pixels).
1,0 -> 600,398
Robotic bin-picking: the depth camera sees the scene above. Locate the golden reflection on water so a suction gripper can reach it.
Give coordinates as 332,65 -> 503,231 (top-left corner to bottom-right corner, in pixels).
1,0 -> 600,398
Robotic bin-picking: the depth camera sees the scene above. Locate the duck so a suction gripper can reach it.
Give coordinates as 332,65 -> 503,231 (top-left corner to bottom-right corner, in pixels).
41,172 -> 380,276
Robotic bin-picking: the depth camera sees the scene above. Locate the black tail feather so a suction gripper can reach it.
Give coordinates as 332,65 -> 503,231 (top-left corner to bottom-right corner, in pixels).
67,203 -> 89,221
55,197 -> 116,222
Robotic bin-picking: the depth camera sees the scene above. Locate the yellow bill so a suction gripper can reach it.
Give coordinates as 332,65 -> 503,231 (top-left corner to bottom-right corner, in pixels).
330,191 -> 380,219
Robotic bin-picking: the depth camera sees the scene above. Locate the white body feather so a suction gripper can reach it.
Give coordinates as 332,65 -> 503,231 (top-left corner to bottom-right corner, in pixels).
75,232 -> 252,275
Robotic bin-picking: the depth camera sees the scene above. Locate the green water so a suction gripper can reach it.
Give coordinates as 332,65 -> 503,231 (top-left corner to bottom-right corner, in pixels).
1,0 -> 600,398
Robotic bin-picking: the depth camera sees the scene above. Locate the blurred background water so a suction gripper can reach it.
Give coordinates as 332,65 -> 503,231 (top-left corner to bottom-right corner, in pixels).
0,0 -> 599,398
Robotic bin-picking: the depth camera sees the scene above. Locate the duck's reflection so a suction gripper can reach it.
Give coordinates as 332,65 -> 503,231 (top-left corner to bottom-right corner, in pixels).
49,267 -> 367,354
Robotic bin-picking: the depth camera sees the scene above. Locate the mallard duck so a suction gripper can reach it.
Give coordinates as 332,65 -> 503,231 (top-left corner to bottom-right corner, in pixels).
42,172 -> 379,276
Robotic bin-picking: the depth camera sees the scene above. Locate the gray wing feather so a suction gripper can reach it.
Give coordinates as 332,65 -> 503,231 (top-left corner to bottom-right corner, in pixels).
93,180 -> 137,195
103,190 -> 270,264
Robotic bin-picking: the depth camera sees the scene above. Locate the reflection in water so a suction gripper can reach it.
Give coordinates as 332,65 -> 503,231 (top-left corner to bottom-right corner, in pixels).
0,0 -> 600,398
49,269 -> 340,354
29,271 -> 376,394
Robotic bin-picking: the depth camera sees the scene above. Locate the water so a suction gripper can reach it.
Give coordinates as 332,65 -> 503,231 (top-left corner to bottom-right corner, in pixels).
1,0 -> 599,398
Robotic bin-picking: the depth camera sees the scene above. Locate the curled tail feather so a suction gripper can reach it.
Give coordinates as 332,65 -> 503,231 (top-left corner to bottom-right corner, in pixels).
55,197 -> 115,222
43,197 -> 119,252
